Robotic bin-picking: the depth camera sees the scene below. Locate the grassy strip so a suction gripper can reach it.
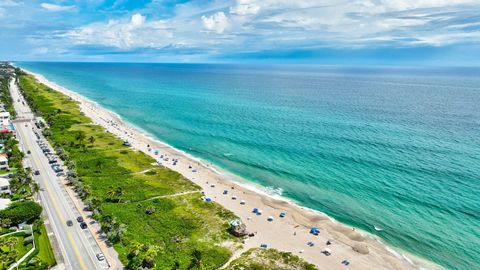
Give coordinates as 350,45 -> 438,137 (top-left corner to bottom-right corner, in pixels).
227,248 -> 319,270
33,222 -> 57,268
18,73 -> 240,269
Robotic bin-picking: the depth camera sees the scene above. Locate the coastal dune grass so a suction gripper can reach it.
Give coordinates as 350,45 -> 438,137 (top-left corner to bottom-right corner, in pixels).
18,74 -> 238,269
227,248 -> 318,270
82,168 -> 199,202
104,193 -> 236,269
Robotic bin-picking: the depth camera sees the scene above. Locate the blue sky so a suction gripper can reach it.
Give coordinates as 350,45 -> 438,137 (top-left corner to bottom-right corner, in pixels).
1,0 -> 480,65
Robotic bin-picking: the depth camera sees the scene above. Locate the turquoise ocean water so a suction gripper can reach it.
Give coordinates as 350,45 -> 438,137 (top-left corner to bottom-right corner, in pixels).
18,62 -> 480,269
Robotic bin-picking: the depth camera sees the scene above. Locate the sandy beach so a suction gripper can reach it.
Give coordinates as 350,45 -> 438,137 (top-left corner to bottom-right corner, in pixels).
25,70 -> 439,270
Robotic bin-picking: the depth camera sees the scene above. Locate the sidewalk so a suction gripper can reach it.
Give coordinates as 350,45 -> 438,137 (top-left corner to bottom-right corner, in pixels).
60,175 -> 122,270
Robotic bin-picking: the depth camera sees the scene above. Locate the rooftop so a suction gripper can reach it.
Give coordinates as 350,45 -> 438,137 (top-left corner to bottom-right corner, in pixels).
0,177 -> 9,186
0,198 -> 11,210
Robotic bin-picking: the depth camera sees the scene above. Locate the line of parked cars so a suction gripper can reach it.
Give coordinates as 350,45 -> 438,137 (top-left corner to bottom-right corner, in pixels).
36,139 -> 64,176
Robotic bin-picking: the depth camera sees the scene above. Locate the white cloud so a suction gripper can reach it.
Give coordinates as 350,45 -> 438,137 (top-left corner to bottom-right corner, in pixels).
131,13 -> 145,26
0,0 -> 23,7
66,13 -> 173,49
201,12 -> 230,34
59,0 -> 480,56
0,0 -> 22,18
230,0 -> 260,16
41,3 -> 75,12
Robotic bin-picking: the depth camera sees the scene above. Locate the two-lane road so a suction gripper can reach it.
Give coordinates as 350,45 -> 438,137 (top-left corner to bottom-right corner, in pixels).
10,78 -> 107,270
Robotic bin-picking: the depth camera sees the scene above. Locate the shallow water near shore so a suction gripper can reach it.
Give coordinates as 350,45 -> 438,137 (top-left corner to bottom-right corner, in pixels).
18,62 -> 480,270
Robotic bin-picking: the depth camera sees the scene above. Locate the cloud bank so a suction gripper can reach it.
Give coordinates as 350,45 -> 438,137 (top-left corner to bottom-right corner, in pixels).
1,0 -> 480,62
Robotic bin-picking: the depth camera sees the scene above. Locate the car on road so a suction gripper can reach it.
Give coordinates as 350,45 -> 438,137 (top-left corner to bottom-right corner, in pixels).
51,165 -> 63,173
66,220 -> 73,226
27,150 -> 31,154
80,222 -> 88,229
76,216 -> 84,223
96,253 -> 105,261
34,170 -> 40,175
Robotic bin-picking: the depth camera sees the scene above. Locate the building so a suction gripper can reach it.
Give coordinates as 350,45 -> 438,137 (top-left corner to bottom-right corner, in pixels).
0,198 -> 11,210
0,111 -> 10,121
0,156 -> 8,170
0,177 -> 10,194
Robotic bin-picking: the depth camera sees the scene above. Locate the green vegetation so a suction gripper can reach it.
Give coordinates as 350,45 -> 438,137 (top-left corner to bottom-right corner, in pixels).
18,73 -> 240,269
18,221 -> 57,270
0,74 -> 16,118
0,132 -> 39,201
0,231 -> 33,270
0,222 -> 56,270
0,201 -> 42,227
227,248 -> 318,270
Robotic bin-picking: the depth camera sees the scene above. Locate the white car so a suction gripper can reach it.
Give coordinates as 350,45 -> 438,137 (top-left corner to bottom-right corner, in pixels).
96,253 -> 105,261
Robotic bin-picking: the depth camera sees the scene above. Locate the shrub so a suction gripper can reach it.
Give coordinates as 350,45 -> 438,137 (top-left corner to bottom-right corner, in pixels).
0,201 -> 43,226
24,235 -> 34,244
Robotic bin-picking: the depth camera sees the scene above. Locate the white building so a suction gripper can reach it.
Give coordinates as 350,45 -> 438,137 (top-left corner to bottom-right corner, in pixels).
0,112 -> 10,121
0,198 -> 11,210
0,177 -> 10,194
0,156 -> 8,170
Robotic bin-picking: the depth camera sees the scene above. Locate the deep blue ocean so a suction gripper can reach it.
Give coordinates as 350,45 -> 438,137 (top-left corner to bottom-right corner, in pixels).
18,62 -> 480,269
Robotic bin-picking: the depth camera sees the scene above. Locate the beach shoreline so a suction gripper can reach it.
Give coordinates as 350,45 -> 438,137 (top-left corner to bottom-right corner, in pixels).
22,68 -> 440,270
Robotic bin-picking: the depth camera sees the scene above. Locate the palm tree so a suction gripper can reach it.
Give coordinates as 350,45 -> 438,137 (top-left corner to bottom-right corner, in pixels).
106,186 -> 117,201
88,136 -> 96,145
0,218 -> 11,228
142,245 -> 161,268
188,249 -> 203,270
0,252 -> 8,269
31,182 -> 40,195
75,131 -> 86,144
5,237 -> 18,252
95,159 -> 104,172
128,241 -> 144,258
115,187 -> 124,202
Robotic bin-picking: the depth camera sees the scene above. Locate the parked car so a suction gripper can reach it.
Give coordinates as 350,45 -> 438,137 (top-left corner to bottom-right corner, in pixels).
80,222 -> 87,229
51,165 -> 63,173
66,220 -> 73,226
56,172 -> 64,177
27,150 -> 31,154
34,170 -> 40,175
76,216 -> 84,223
96,253 -> 105,261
